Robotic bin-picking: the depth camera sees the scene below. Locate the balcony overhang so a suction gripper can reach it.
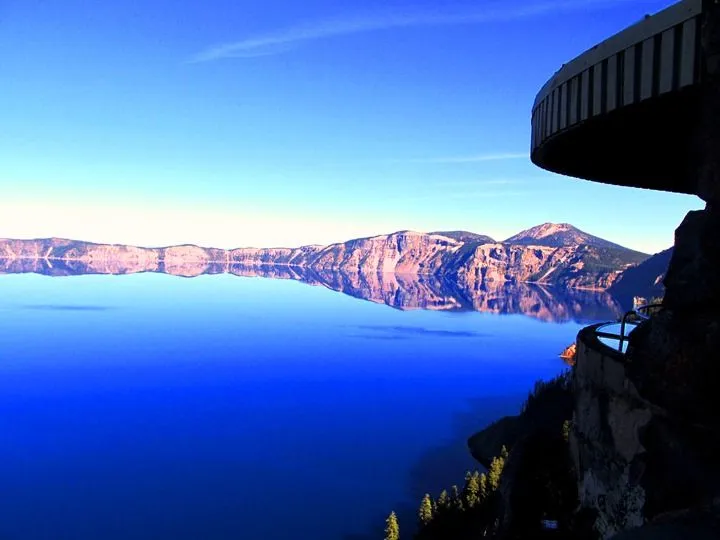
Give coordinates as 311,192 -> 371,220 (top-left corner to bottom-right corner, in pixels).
530,0 -> 704,194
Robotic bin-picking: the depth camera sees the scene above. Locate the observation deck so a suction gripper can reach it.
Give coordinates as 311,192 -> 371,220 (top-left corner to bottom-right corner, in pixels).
530,0 -> 704,194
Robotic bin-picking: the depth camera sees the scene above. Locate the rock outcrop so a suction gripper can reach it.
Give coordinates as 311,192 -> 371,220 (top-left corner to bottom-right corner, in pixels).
565,4 -> 720,536
607,248 -> 672,308
569,319 -> 720,539
448,242 -> 641,291
563,217 -> 720,539
463,4 -> 720,540
569,327 -> 653,538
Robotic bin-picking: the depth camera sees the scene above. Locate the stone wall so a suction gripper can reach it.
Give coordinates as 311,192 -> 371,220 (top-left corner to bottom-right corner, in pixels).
570,326 -> 652,538
571,323 -> 720,539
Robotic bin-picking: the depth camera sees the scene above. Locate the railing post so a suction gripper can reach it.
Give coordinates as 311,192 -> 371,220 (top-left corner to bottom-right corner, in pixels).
619,312 -> 628,352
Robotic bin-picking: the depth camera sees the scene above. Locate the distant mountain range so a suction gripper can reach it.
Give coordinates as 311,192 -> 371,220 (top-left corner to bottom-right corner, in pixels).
0,223 -> 666,307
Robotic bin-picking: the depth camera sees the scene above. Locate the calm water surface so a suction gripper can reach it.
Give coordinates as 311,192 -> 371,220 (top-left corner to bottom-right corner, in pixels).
0,273 -> 588,539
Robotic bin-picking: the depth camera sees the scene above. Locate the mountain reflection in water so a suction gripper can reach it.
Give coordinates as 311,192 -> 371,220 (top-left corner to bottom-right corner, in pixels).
0,259 -> 623,323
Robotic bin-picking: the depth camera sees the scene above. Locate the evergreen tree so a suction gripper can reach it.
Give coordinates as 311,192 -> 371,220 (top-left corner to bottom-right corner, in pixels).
463,471 -> 481,508
418,493 -> 434,526
450,485 -> 464,511
436,489 -> 449,511
500,445 -> 509,461
562,420 -> 571,442
384,511 -> 400,540
488,455 -> 505,492
479,473 -> 489,501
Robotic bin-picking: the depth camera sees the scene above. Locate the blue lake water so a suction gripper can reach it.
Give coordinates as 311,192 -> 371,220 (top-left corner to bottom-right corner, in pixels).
0,272 -> 590,539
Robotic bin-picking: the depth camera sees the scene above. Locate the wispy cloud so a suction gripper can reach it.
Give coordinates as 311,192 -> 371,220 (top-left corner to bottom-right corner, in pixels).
189,0 -> 648,63
19,304 -> 116,312
476,179 -> 521,185
441,179 -> 528,186
407,189 -> 538,201
391,152 -> 528,164
439,177 -> 550,186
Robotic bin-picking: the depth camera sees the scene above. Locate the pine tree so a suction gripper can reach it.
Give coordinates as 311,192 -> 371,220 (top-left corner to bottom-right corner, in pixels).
418,493 -> 434,526
500,445 -> 509,461
562,420 -> 571,442
384,511 -> 400,540
463,471 -> 481,508
450,484 -> 464,511
479,473 -> 489,501
436,489 -> 449,511
488,455 -> 505,492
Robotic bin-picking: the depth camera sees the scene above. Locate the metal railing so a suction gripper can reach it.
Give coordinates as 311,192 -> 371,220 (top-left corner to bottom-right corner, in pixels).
594,303 -> 664,353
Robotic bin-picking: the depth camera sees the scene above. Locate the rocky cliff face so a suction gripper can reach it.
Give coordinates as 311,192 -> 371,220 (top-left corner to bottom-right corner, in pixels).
584,5 -> 720,534
570,327 -> 653,538
607,248 -> 673,307
564,6 -> 720,534
291,231 -> 463,274
447,242 -> 637,291
570,321 -> 720,539
0,223 -> 647,291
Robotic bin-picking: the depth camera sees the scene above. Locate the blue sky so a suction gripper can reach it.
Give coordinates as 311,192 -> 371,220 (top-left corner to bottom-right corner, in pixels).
0,0 -> 701,253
